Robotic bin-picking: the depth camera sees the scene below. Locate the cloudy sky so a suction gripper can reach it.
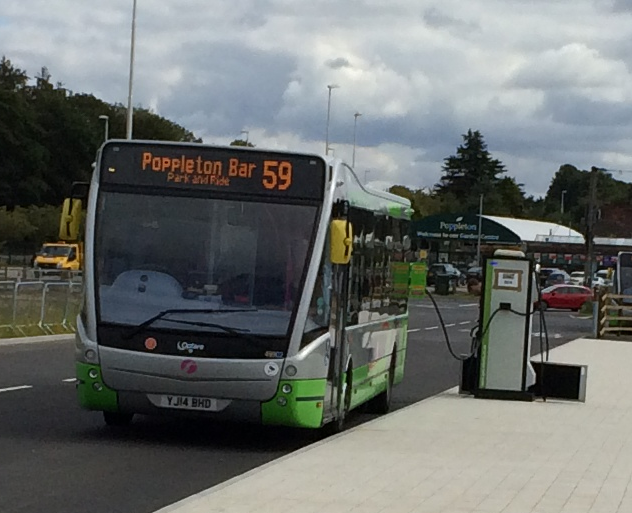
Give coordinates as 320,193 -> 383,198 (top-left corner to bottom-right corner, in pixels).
3,0 -> 632,198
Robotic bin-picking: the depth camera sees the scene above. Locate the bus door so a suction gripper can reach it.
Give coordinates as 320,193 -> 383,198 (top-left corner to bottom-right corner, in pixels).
327,266 -> 350,416
327,203 -> 353,420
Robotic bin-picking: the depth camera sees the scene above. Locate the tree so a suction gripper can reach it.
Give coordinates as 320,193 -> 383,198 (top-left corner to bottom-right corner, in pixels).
131,107 -> 202,142
0,56 -> 206,211
436,129 -> 523,215
0,58 -> 48,208
542,164 -> 632,235
0,56 -> 28,91
389,185 -> 442,219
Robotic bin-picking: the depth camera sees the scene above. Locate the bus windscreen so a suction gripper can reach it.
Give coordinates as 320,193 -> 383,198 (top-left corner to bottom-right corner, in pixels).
99,142 -> 326,200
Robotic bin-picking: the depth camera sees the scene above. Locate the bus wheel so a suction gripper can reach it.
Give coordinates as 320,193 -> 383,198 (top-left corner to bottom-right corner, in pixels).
366,348 -> 396,415
103,411 -> 133,427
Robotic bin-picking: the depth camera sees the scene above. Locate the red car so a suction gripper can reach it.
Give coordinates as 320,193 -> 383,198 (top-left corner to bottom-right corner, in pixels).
536,284 -> 592,311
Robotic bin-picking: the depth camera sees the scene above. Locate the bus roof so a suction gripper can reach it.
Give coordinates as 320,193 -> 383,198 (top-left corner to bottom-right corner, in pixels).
330,160 -> 412,220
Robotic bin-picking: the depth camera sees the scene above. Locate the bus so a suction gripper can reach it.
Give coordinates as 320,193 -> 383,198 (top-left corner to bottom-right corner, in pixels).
72,140 -> 413,431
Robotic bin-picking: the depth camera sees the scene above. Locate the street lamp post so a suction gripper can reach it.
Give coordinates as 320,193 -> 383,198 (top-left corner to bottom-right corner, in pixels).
325,84 -> 339,155
476,194 -> 484,266
98,115 -> 109,142
352,112 -> 362,168
240,130 -> 249,144
561,189 -> 567,214
126,0 -> 138,140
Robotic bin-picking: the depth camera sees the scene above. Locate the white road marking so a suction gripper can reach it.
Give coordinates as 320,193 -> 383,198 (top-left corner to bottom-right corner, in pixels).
425,326 -> 439,331
62,378 -> 77,383
459,321 -> 472,325
0,385 -> 33,393
445,323 -> 456,327
459,303 -> 478,308
407,328 -> 421,333
458,329 -> 471,333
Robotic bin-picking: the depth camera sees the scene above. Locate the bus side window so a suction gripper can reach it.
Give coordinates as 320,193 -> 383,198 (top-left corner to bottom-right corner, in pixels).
305,249 -> 331,331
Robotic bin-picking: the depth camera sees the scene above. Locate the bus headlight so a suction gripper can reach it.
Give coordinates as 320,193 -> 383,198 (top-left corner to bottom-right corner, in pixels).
85,349 -> 97,362
281,384 -> 292,394
88,369 -> 99,379
285,365 -> 297,376
276,397 -> 287,406
92,383 -> 103,392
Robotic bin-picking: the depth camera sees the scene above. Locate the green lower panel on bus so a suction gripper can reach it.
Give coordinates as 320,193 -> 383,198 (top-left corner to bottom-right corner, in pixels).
76,362 -> 119,412
261,378 -> 327,428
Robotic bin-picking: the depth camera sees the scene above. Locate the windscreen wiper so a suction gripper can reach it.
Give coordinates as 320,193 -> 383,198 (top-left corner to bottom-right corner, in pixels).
147,317 -> 272,347
123,307 -> 256,340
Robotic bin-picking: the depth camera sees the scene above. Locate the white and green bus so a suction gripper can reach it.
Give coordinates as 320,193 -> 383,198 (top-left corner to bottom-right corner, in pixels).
73,140 -> 413,430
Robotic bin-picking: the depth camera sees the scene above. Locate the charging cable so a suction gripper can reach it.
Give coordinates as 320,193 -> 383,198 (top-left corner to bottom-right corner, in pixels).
425,288 -> 519,361
534,278 -> 549,401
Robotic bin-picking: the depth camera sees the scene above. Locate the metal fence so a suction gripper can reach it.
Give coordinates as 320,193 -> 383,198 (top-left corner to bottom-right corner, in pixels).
0,276 -> 83,337
596,289 -> 632,338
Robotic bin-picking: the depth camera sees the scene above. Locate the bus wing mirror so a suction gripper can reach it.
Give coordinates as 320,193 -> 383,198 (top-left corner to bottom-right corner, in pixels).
70,181 -> 89,201
59,198 -> 82,241
330,220 -> 353,265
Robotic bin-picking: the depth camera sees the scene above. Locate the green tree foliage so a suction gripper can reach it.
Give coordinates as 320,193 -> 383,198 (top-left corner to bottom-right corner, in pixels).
0,57 -> 48,208
131,106 -> 202,142
0,55 -> 203,210
436,129 -> 527,216
0,207 -> 37,255
542,164 -> 632,233
229,139 -> 255,147
0,205 -> 61,256
388,185 -> 442,219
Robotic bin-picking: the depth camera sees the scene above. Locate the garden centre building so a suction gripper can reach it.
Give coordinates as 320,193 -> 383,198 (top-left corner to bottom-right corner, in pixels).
411,213 -> 632,270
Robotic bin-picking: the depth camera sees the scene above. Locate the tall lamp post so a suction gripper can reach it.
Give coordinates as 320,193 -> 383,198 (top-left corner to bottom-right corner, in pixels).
126,0 -> 138,140
561,189 -> 567,214
240,130 -> 249,144
98,115 -> 109,142
352,112 -> 362,168
325,84 -> 339,155
476,194 -> 484,266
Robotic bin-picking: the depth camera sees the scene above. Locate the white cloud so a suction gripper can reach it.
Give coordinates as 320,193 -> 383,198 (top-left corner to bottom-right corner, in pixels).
2,0 -> 632,198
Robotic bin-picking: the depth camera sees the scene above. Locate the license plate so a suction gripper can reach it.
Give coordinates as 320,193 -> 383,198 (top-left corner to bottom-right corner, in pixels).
157,395 -> 218,411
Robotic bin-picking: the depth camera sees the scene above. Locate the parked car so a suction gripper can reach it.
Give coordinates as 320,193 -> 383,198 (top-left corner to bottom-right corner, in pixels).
466,266 -> 483,281
426,263 -> 461,286
544,270 -> 571,288
538,267 -> 561,287
593,269 -> 613,287
569,271 -> 585,286
535,284 -> 592,311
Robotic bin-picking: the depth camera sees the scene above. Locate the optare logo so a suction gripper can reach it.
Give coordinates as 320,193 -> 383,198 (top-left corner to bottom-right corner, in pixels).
177,341 -> 205,354
180,359 -> 198,374
456,216 -> 463,222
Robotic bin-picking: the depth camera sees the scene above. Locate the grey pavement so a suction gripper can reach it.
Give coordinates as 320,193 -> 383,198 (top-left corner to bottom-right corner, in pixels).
156,337 -> 632,513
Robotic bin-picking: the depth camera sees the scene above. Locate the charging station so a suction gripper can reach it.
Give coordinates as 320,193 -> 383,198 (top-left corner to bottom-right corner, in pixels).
460,249 -> 588,402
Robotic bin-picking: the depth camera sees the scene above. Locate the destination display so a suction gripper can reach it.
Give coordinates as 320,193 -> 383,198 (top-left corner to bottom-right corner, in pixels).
99,141 -> 326,200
